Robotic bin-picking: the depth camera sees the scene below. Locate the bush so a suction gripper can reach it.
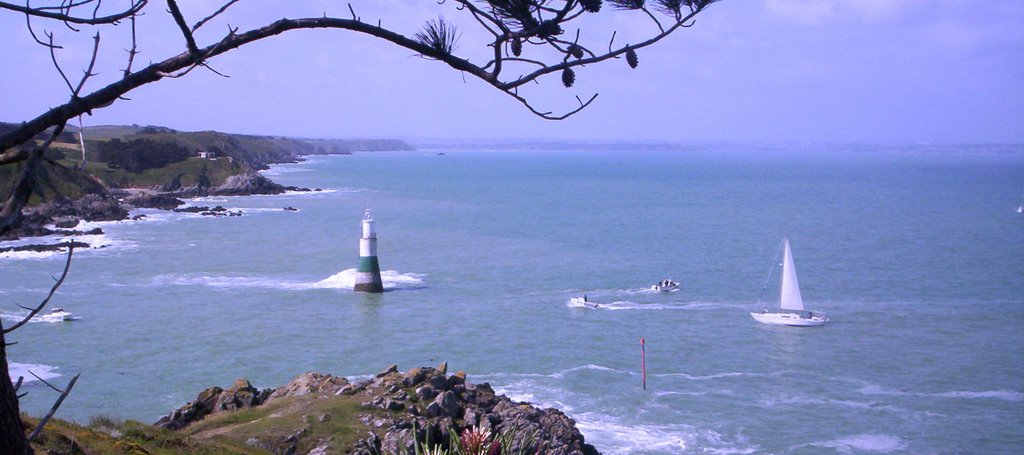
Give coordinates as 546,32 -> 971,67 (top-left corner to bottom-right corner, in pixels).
93,138 -> 191,172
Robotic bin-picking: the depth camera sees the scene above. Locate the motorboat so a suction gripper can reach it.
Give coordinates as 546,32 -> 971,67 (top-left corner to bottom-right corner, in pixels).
570,296 -> 599,309
750,238 -> 828,327
651,279 -> 679,292
39,307 -> 75,322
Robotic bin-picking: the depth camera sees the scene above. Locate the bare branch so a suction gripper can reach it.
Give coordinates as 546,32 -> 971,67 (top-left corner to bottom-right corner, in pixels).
26,373 -> 80,443
2,243 -> 74,334
72,32 -> 102,97
165,0 -> 199,57
0,0 -> 146,24
191,0 -> 238,31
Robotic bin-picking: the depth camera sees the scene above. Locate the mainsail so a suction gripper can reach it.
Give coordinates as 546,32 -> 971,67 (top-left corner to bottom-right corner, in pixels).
779,238 -> 804,311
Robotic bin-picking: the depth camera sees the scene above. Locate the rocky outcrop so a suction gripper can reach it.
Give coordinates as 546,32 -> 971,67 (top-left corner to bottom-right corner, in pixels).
155,379 -> 272,430
211,173 -> 286,196
157,365 -> 600,455
0,240 -> 90,254
23,194 -> 128,223
2,194 -> 127,241
122,192 -> 185,210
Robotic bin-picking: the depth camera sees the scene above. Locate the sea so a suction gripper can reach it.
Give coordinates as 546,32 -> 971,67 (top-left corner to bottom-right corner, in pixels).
3,147 -> 1023,454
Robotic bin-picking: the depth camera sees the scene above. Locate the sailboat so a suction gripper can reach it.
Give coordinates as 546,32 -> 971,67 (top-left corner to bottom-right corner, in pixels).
750,238 -> 828,327
1016,188 -> 1023,214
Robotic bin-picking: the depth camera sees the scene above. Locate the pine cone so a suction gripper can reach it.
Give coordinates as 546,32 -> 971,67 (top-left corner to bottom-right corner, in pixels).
580,0 -> 603,13
569,44 -> 584,59
511,37 -> 522,57
562,67 -> 576,88
626,47 -> 639,69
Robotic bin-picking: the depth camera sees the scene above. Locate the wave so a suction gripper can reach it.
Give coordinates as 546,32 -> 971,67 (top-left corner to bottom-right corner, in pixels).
151,268 -> 425,292
574,415 -> 757,455
479,368 -> 757,454
855,381 -> 1024,402
797,433 -> 906,453
8,363 -> 61,384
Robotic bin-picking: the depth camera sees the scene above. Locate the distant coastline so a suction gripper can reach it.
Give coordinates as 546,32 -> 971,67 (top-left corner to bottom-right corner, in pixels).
0,123 -> 415,251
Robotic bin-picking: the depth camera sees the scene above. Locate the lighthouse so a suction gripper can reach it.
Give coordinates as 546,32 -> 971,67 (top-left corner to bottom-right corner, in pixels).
354,209 -> 384,293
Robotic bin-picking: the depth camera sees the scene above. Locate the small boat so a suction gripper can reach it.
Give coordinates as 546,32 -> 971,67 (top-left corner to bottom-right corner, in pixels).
1017,188 -> 1024,213
570,296 -> 599,309
751,238 -> 828,327
39,307 -> 75,322
651,279 -> 679,293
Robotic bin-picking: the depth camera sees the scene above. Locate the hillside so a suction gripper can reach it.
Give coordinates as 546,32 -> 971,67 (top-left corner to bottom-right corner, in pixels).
1,123 -> 415,202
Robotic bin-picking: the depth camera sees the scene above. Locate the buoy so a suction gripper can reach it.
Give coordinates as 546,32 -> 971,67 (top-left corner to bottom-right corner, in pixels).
641,338 -> 647,391
354,209 -> 384,293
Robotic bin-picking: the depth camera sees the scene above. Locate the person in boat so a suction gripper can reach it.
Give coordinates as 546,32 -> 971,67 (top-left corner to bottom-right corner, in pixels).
583,294 -> 588,302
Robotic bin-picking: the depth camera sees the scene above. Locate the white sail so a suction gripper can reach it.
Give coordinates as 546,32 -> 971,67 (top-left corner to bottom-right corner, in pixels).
779,238 -> 804,311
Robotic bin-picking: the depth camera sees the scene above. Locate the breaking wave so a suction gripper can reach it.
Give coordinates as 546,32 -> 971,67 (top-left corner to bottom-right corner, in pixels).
152,268 -> 425,291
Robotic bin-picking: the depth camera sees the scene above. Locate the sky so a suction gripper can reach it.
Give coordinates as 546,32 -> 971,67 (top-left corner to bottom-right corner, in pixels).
1,0 -> 1022,144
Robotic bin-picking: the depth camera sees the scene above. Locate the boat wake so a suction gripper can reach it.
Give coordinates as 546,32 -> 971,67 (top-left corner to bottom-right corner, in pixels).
0,310 -> 80,324
566,298 -> 719,311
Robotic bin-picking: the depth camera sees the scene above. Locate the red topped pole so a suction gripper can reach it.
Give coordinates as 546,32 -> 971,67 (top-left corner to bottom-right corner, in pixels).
641,338 -> 647,390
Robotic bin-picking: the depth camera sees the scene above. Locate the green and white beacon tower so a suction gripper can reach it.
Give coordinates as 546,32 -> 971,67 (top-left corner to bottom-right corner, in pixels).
354,209 -> 384,293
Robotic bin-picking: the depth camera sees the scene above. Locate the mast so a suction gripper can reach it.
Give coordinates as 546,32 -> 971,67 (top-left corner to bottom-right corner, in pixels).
779,238 -> 804,311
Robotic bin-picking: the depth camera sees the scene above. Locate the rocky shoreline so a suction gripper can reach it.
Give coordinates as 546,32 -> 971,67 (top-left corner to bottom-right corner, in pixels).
155,364 -> 599,455
1,172 -> 314,249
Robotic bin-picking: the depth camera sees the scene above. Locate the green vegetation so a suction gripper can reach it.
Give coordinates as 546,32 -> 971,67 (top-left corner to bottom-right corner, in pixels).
25,415 -> 260,454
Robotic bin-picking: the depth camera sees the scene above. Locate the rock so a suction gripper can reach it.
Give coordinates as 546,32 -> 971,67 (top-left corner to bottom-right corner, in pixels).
431,391 -> 461,418
212,173 -> 286,196
54,218 -> 79,229
415,385 -> 438,402
427,373 -> 448,391
437,361 -> 448,375
403,367 -> 426,387
154,378 -> 270,429
376,364 -> 399,378
157,365 -> 600,454
173,206 -> 209,213
0,241 -> 90,255
269,372 -> 350,401
122,192 -> 184,210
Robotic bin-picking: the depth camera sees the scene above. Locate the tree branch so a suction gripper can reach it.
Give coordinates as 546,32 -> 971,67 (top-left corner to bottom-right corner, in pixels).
0,0 -> 146,24
2,243 -> 74,334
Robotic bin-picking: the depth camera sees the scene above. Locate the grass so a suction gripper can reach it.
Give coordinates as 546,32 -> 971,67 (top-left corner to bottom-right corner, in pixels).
25,415 -> 262,455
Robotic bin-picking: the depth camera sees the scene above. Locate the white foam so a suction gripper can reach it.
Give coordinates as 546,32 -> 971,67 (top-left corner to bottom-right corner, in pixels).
931,390 -> 1024,401
0,310 -> 80,324
803,433 -> 906,453
8,363 -> 61,384
856,381 -> 1024,402
152,269 -> 425,292
313,268 -> 426,290
574,413 -> 757,455
565,298 -> 720,311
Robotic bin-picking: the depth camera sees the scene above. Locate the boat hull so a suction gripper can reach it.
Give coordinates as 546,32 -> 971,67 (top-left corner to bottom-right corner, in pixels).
751,311 -> 827,327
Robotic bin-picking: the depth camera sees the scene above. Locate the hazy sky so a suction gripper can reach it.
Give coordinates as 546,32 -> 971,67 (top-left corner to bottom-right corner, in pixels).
2,1 -> 1022,143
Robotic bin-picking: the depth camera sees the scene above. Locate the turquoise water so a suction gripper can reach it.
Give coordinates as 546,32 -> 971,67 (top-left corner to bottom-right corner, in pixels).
3,149 -> 1024,453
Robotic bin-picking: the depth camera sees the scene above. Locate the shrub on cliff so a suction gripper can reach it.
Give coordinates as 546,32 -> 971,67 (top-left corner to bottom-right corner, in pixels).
93,138 -> 191,173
